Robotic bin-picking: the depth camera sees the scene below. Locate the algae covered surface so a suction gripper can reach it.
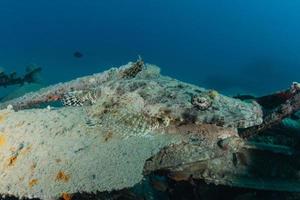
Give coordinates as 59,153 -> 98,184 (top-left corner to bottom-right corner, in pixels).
0,63 -> 263,199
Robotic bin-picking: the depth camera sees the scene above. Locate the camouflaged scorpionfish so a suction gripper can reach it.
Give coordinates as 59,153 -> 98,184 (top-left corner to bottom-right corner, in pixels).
0,60 -> 297,200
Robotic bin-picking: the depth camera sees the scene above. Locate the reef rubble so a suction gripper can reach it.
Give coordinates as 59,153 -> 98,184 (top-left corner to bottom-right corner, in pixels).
0,60 -> 299,200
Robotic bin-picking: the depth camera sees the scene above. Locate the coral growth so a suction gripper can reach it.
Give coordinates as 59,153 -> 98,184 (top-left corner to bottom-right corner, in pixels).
208,90 -> 219,99
28,179 -> 38,188
56,171 -> 70,182
0,112 -> 9,124
0,133 -> 6,147
61,192 -> 73,200
7,156 -> 17,167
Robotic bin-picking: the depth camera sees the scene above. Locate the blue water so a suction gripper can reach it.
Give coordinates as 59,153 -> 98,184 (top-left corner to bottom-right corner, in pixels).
1,0 -> 300,96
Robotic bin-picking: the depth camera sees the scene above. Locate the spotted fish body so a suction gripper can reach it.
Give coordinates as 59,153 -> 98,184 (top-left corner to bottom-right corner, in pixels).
62,90 -> 100,106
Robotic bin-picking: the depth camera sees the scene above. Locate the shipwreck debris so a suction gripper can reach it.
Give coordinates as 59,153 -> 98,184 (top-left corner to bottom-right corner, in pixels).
240,82 -> 300,138
0,65 -> 42,88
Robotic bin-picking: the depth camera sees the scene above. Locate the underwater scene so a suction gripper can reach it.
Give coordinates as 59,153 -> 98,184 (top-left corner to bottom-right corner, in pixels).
1,1 -> 300,200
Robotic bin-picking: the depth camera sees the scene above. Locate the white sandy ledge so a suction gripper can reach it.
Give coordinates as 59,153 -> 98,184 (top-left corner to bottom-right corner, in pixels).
0,107 -> 181,200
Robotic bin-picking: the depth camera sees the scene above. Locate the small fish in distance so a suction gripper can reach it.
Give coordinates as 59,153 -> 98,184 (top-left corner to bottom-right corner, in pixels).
73,51 -> 83,58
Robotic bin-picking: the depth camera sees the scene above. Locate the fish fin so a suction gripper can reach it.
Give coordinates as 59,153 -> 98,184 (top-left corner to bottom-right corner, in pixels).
61,93 -> 84,106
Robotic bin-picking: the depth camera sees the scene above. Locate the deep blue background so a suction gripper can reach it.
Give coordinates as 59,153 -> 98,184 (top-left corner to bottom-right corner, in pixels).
1,0 -> 300,96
